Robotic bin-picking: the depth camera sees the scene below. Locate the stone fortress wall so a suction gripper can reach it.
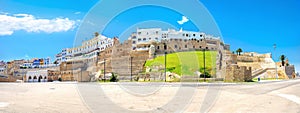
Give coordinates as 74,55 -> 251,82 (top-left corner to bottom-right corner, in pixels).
225,64 -> 252,82
228,51 -> 295,80
95,37 -> 229,80
10,28 -> 295,82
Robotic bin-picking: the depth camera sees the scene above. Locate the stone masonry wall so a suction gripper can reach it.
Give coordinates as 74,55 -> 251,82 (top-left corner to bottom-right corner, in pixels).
225,64 -> 252,82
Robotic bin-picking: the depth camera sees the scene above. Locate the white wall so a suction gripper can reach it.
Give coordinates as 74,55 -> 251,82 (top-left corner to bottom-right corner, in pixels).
26,70 -> 48,82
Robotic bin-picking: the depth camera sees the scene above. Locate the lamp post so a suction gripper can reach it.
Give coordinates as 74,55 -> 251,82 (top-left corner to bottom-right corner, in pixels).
203,47 -> 206,82
203,37 -> 207,82
104,59 -> 106,82
130,56 -> 133,82
164,43 -> 167,82
273,44 -> 278,80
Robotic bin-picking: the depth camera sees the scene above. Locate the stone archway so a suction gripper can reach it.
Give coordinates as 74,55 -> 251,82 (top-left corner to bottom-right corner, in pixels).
33,76 -> 37,82
28,76 -> 32,82
44,76 -> 47,82
38,75 -> 42,82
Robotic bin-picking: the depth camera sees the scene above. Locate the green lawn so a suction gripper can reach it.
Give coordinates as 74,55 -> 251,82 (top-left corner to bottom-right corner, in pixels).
145,51 -> 217,76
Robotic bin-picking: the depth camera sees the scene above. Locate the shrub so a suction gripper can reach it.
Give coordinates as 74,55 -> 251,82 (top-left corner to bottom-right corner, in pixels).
199,71 -> 211,78
110,73 -> 119,82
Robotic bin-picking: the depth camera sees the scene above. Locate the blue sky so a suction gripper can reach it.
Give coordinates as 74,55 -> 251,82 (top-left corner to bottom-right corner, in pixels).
0,0 -> 299,72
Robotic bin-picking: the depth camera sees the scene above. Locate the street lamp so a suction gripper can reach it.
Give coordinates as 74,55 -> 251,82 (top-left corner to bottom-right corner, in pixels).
130,56 -> 133,82
203,37 -> 207,82
164,43 -> 167,82
104,58 -> 106,82
203,47 -> 206,82
273,44 -> 278,80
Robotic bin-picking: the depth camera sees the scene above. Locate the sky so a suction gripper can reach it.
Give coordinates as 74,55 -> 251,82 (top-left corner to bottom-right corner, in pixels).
0,0 -> 299,72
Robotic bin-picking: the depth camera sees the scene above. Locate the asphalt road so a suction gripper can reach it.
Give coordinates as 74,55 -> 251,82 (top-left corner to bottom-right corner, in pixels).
1,79 -> 300,113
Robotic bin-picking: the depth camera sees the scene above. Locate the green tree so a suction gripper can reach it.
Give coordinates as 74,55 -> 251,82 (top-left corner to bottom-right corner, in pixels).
280,55 -> 286,66
236,48 -> 243,56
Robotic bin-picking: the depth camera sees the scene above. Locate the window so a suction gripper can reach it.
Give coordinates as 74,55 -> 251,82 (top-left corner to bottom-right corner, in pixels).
185,45 -> 187,48
138,32 -> 141,35
179,39 -> 182,41
157,46 -> 160,50
143,38 -> 146,41
183,34 -> 185,36
193,46 -> 195,48
199,46 -> 202,49
138,38 -> 141,41
186,34 -> 188,37
155,37 -> 158,40
174,45 -> 178,48
156,31 -> 158,34
193,34 -> 196,37
132,41 -> 136,44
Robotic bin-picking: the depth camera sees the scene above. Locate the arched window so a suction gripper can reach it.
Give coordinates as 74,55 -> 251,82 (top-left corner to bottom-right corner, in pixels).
28,76 -> 32,79
33,76 -> 37,79
44,76 -> 47,79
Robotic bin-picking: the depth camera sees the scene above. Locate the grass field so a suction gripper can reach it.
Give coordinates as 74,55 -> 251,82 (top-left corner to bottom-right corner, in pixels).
145,51 -> 217,76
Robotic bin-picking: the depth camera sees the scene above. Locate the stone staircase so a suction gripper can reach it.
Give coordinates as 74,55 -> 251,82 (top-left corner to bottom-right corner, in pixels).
251,68 -> 275,78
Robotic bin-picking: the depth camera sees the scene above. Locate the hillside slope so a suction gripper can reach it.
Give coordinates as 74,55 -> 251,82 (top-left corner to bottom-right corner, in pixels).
145,51 -> 217,76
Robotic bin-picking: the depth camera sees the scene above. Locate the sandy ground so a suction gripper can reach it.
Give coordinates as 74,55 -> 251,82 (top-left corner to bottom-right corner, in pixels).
0,79 -> 300,113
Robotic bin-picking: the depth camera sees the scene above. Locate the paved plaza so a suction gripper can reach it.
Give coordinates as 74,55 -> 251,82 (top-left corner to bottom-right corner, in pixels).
1,79 -> 300,113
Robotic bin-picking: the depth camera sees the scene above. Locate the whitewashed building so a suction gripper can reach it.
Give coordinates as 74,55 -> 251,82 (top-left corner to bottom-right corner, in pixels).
131,28 -> 219,48
25,70 -> 48,82
55,35 -> 115,63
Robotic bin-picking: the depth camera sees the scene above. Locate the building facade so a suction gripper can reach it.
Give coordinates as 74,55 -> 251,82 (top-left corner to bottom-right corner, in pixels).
25,70 -> 48,82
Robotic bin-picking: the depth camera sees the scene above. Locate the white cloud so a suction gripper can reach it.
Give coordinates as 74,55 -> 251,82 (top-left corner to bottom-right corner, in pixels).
177,16 -> 189,25
0,13 -> 77,36
74,12 -> 81,15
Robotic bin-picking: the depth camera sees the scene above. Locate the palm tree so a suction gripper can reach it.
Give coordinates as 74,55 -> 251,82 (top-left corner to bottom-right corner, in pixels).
236,48 -> 243,56
94,32 -> 99,37
280,55 -> 286,66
